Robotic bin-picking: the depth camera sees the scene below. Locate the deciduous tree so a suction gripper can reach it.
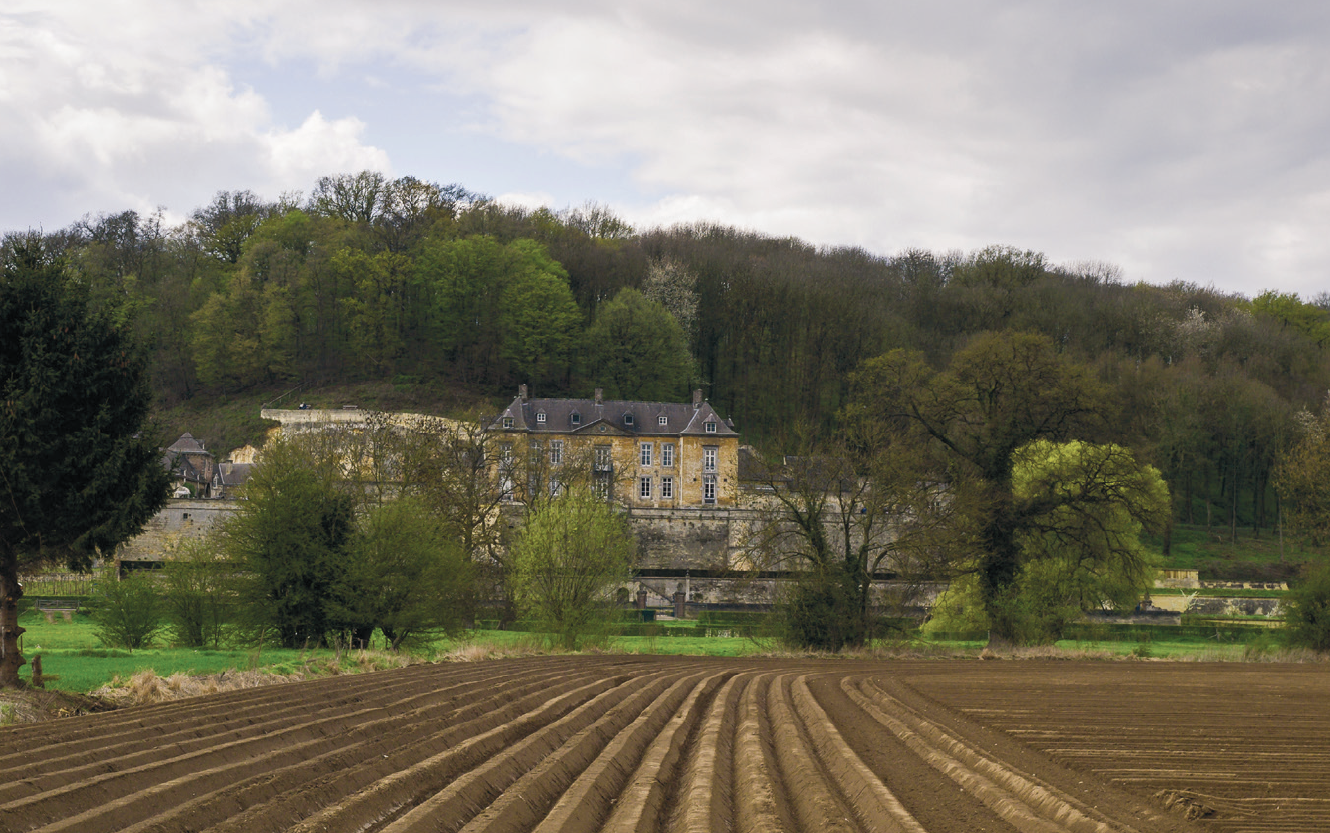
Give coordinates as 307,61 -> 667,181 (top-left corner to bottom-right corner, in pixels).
850,331 -> 1168,644
508,487 -> 635,650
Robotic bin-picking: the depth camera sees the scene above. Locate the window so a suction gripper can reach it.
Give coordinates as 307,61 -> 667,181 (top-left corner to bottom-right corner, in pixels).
658,415 -> 668,426
536,412 -> 546,424
500,442 -> 514,464
703,446 -> 717,472
571,411 -> 581,426
550,440 -> 563,465
661,476 -> 673,500
639,476 -> 652,500
624,412 -> 635,426
502,417 -> 514,429
549,478 -> 564,497
640,442 -> 653,466
595,444 -> 612,470
703,475 -> 717,504
705,421 -> 717,433
662,443 -> 674,467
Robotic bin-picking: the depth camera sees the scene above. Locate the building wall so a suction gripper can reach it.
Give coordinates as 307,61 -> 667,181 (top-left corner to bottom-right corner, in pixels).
117,499 -> 236,563
511,431 -> 740,510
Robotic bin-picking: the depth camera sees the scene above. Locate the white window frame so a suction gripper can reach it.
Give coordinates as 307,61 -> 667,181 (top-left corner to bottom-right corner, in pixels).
550,439 -> 563,465
658,415 -> 668,426
703,446 -> 717,472
661,476 -> 673,500
705,421 -> 717,433
640,442 -> 653,466
703,474 -> 717,504
536,412 -> 546,424
502,417 -> 514,429
662,442 -> 674,467
639,476 -> 652,500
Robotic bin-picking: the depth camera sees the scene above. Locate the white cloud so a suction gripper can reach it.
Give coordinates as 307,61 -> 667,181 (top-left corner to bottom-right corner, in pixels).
0,2 -> 390,229
5,2 -> 1330,297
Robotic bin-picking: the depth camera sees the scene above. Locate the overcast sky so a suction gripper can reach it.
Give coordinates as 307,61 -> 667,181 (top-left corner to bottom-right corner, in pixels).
3,2 -> 1328,298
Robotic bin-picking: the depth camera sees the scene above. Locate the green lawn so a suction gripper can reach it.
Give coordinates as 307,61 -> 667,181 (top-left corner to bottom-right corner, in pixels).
13,608 -> 1306,695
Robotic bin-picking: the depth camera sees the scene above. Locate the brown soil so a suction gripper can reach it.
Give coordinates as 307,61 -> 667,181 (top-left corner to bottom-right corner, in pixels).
0,657 -> 1323,832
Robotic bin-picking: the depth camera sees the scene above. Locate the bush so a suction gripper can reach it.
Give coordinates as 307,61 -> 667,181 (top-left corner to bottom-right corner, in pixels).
90,573 -> 166,650
1283,563 -> 1330,653
781,568 -> 866,651
160,539 -> 233,648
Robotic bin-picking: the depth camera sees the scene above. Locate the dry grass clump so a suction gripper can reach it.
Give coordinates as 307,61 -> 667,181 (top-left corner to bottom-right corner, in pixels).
94,668 -> 304,707
443,637 -> 548,662
1174,645 -> 1330,663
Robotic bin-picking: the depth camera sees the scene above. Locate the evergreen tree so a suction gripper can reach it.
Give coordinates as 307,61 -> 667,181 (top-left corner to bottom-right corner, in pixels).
0,237 -> 171,687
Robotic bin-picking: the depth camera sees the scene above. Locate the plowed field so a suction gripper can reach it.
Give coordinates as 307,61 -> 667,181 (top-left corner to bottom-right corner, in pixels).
1,656 -> 1325,832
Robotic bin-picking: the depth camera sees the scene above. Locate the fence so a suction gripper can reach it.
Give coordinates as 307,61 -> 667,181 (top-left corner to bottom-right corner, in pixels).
18,573 -> 96,597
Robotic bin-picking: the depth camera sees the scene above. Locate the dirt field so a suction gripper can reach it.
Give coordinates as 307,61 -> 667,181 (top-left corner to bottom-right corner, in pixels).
1,656 -> 1325,832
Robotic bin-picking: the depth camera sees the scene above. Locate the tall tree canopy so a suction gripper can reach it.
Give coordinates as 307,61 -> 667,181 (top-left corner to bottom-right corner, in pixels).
0,238 -> 171,687
850,331 -> 1170,644
581,287 -> 693,401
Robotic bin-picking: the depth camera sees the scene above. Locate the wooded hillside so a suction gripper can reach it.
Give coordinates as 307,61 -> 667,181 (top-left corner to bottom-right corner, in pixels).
8,170 -> 1330,541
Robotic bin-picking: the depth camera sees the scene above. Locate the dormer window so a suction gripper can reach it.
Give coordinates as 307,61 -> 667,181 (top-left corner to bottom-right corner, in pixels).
536,412 -> 546,424
571,412 -> 581,426
623,413 -> 635,426
658,415 -> 668,426
705,421 -> 717,433
502,417 -> 514,429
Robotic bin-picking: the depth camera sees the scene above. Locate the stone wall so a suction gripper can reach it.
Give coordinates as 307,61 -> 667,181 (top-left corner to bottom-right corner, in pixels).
117,499 -> 236,563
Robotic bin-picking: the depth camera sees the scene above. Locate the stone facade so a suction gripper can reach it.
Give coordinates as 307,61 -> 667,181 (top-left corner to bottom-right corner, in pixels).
490,387 -> 741,510
116,499 -> 236,565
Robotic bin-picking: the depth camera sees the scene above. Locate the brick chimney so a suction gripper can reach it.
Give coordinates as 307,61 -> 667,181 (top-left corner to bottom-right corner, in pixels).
518,384 -> 528,402
595,388 -> 603,405
692,389 -> 703,409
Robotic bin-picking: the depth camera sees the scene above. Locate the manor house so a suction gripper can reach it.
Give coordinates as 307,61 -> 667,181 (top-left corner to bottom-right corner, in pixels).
488,385 -> 741,510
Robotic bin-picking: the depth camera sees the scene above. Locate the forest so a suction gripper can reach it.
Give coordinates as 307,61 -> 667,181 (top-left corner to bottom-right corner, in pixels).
8,170 -> 1330,548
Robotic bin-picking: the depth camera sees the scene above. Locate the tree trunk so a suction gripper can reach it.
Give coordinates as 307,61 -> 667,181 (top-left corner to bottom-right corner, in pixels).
0,557 -> 27,689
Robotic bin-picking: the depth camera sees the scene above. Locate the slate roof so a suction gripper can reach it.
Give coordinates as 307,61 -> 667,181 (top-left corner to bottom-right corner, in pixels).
491,389 -> 738,438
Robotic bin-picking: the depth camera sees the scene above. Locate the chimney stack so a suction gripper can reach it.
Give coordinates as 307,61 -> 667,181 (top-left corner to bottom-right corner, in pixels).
595,388 -> 603,406
518,384 -> 529,402
692,389 -> 703,409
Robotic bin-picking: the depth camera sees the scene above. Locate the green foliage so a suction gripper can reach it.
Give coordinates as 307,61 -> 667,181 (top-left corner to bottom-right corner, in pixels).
582,288 -> 694,401
417,235 -> 580,386
1276,399 -> 1330,547
90,573 -> 166,650
1283,563 -> 1330,652
221,434 -> 355,648
327,496 -> 473,650
159,539 -> 232,648
1,237 -> 172,686
781,566 -> 867,651
508,488 -> 636,650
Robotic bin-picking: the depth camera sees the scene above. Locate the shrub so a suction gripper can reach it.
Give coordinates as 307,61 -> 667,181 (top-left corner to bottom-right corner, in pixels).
1283,563 -> 1330,653
160,538 -> 233,648
90,572 -> 166,650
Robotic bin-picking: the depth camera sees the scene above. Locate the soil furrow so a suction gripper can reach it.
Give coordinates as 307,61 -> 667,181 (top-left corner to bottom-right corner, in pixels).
532,668 -> 722,833
371,672 -> 658,833
273,672 -> 635,833
0,663 -> 531,796
597,671 -> 733,833
455,666 -> 714,833
788,675 -> 925,833
766,673 -> 859,832
663,670 -> 748,833
112,666 -> 604,833
732,672 -> 784,833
